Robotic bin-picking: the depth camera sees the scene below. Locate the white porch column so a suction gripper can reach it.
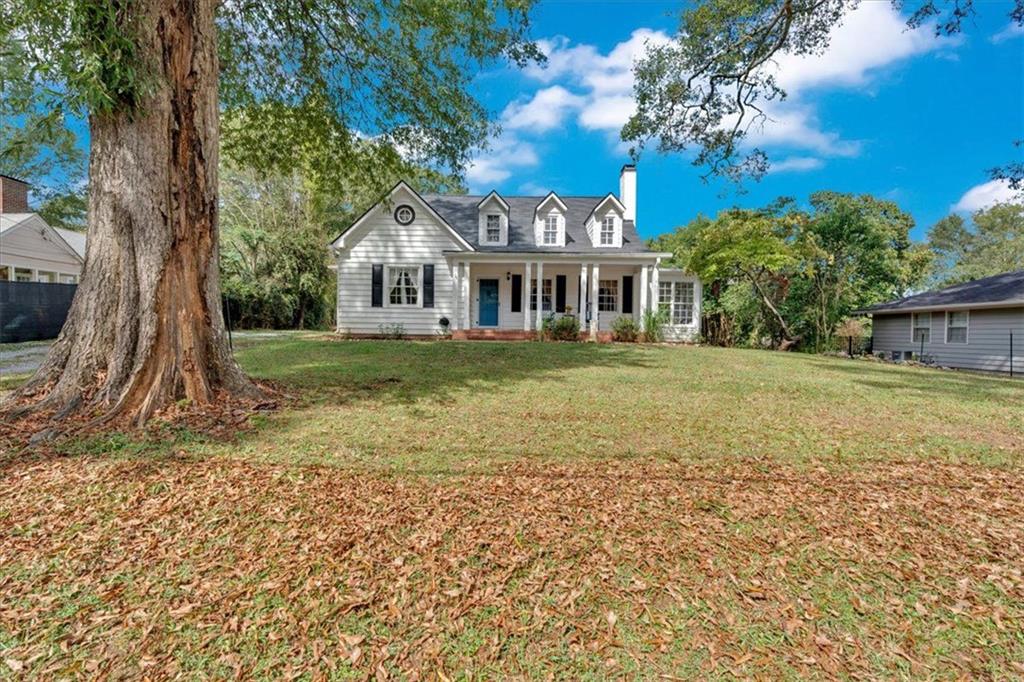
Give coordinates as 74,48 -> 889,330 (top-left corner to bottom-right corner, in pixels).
579,263 -> 589,327
650,262 -> 660,318
639,264 -> 650,330
534,261 -> 544,333
462,261 -> 471,330
589,263 -> 600,340
523,261 -> 532,331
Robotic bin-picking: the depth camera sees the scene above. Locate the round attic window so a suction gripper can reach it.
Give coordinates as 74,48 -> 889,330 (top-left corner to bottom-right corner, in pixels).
394,205 -> 415,225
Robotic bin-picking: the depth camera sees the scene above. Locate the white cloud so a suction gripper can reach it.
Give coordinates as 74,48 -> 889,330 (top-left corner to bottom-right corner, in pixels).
952,179 -> 1022,212
578,95 -> 637,132
524,29 -> 671,134
991,22 -> 1024,44
517,181 -> 549,195
523,37 -> 601,84
769,2 -> 958,94
741,104 -> 861,157
766,156 -> 825,174
466,134 -> 539,188
501,86 -> 585,132
472,3 -> 957,185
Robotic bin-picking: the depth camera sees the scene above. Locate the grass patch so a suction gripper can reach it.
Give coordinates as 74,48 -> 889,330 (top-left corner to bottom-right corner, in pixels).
1,335 -> 1022,677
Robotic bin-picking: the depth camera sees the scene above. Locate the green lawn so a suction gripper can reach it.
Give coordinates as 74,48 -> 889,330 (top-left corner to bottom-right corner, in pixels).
216,335 -> 1023,471
2,335 -> 1022,678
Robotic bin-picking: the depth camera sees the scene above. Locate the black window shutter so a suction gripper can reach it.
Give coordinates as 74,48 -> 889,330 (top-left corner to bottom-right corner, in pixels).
555,275 -> 567,313
511,274 -> 522,313
422,264 -> 434,308
371,264 -> 383,307
577,275 -> 581,311
622,275 -> 634,314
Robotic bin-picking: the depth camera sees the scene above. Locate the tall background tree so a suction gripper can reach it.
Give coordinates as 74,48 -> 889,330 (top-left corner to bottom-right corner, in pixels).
653,192 -> 930,350
927,203 -> 1024,285
1,42 -> 87,229
1,0 -> 538,428
623,0 -> 1024,185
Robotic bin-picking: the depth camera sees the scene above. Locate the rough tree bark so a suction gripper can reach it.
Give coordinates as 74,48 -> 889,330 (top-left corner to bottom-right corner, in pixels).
6,0 -> 263,428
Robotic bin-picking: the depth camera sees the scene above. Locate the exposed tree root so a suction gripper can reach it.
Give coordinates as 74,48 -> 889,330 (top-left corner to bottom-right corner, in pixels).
0,380 -> 283,454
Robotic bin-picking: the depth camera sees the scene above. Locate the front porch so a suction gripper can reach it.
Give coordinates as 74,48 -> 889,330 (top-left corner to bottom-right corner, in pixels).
446,255 -> 680,341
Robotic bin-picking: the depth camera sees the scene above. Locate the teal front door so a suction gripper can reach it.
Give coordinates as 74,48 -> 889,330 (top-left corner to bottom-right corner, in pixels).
479,279 -> 499,327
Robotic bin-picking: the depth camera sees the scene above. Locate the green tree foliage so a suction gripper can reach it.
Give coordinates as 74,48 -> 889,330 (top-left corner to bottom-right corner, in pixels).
655,193 -> 930,350
787,192 -> 931,349
687,204 -> 802,346
0,42 -> 84,190
36,187 -> 88,230
3,0 -> 540,189
927,203 -> 1024,285
624,0 -> 1023,184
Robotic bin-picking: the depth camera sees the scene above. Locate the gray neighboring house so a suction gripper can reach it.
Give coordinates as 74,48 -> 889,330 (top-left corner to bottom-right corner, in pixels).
855,270 -> 1024,374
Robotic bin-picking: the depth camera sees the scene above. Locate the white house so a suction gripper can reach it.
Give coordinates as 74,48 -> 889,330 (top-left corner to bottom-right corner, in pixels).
0,176 -> 85,284
329,165 -> 701,341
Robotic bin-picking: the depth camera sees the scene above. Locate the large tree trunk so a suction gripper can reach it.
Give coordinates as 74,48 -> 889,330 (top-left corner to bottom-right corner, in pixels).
5,0 -> 263,429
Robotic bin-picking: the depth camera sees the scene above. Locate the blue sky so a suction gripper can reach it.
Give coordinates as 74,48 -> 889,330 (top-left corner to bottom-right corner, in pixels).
467,1 -> 1024,241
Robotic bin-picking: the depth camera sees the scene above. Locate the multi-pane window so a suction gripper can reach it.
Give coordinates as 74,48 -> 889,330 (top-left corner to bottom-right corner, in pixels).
387,267 -> 419,305
530,278 -> 552,311
912,312 -> 931,343
543,214 -> 559,245
659,281 -> 694,325
947,311 -> 968,343
598,279 -> 618,311
600,216 -> 615,245
486,214 -> 501,242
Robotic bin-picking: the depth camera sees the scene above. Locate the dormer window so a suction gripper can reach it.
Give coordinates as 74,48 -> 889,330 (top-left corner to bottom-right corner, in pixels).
485,214 -> 501,242
600,216 -> 615,245
477,192 -> 509,246
586,194 -> 625,248
543,215 -> 559,245
533,193 -> 567,247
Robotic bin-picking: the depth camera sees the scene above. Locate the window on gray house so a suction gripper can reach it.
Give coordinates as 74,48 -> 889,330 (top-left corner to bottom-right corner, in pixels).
912,312 -> 931,343
946,311 -> 968,343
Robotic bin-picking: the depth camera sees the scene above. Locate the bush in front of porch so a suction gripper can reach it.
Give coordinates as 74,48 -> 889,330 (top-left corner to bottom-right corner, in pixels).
541,314 -> 581,341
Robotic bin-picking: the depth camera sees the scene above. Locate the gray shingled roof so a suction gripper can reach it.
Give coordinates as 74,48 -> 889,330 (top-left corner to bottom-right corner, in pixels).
857,270 -> 1024,314
421,194 -> 653,253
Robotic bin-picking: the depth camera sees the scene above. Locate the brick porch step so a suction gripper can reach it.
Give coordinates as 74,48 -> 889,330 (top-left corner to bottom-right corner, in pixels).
453,329 -> 536,341
451,329 -> 615,342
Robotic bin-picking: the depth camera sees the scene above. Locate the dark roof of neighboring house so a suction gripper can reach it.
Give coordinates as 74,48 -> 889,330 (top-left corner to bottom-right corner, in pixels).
856,270 -> 1024,314
421,194 -> 653,253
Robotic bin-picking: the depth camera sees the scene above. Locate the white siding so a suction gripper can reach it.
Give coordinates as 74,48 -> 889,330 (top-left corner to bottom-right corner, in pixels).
0,222 -> 82,279
872,307 -> 1024,373
336,188 -> 462,336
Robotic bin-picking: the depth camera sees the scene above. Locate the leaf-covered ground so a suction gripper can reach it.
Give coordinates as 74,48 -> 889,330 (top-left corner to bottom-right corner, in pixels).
2,335 -> 1022,678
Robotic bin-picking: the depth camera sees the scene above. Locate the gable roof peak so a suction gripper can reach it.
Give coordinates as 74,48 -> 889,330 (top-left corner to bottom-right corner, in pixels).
533,191 -> 568,219
476,190 -> 510,211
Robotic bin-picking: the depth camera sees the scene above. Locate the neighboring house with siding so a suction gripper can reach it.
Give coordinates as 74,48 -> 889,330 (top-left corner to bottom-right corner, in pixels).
855,270 -> 1024,374
329,165 -> 701,341
0,176 -> 86,284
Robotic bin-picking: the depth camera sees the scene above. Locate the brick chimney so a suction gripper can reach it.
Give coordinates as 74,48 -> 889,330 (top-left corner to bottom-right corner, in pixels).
0,175 -> 30,213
